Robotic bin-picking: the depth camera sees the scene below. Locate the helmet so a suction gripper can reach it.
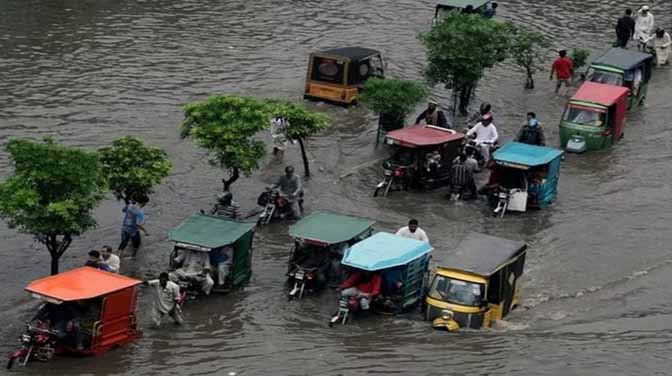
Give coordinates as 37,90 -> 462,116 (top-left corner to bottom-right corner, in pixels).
217,191 -> 233,203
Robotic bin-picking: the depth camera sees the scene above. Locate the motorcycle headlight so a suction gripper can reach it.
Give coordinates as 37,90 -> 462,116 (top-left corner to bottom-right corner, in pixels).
22,334 -> 32,342
441,310 -> 454,321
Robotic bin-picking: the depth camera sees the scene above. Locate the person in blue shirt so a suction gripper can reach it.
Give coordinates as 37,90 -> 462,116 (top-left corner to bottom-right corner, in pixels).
482,2 -> 498,18
118,196 -> 149,256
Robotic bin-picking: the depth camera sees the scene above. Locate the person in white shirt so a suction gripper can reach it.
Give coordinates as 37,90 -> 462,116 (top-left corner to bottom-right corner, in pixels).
466,113 -> 499,162
635,6 -> 655,50
170,249 -> 215,295
100,245 -> 120,273
395,219 -> 429,243
144,273 -> 183,328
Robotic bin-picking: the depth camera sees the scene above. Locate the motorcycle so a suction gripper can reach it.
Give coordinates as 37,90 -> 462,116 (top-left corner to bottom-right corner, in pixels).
7,322 -> 57,370
373,164 -> 410,198
257,188 -> 302,225
329,295 -> 360,326
492,188 -> 510,218
287,266 -> 319,300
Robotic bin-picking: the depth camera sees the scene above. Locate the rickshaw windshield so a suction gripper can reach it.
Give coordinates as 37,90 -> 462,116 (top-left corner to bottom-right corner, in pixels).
587,68 -> 623,86
563,106 -> 606,127
428,275 -> 485,307
312,57 -> 345,84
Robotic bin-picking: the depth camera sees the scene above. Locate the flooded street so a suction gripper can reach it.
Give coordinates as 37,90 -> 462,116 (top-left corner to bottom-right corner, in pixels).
2,0 -> 672,374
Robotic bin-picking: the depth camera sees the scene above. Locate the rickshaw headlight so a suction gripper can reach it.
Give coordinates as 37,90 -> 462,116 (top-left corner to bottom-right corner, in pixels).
441,310 -> 454,321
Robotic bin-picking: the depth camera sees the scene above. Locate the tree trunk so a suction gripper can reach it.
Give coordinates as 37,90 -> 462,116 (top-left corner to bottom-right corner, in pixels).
297,138 -> 310,177
525,67 -> 535,89
458,84 -> 473,116
50,254 -> 60,275
45,234 -> 72,275
222,168 -> 240,191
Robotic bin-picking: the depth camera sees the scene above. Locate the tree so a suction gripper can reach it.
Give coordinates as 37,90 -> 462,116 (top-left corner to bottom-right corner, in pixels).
268,100 -> 330,177
99,136 -> 172,203
421,13 -> 512,116
509,28 -> 549,89
359,78 -> 427,142
0,139 -> 107,275
180,95 -> 269,191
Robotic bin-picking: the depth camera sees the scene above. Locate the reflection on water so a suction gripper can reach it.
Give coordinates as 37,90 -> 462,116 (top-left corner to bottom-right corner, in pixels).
1,0 -> 672,374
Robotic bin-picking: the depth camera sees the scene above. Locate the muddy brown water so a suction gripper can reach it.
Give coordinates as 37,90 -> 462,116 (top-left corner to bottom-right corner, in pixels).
1,0 -> 672,374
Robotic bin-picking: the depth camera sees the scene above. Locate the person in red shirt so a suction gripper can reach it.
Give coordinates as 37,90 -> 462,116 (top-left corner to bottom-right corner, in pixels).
339,270 -> 382,311
550,50 -> 573,95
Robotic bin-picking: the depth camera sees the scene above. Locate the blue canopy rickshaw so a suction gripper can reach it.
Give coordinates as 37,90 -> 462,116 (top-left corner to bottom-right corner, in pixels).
331,232 -> 432,324
487,142 -> 563,217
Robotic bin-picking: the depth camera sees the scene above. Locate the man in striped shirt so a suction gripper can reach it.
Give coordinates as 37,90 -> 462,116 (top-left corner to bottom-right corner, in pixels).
450,154 -> 477,200
210,191 -> 240,220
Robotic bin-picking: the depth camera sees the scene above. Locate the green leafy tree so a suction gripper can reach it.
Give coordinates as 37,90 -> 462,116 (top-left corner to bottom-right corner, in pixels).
99,136 -> 172,203
571,48 -> 591,74
421,13 -> 512,115
359,78 -> 427,139
0,139 -> 107,275
181,95 -> 269,191
268,101 -> 330,177
509,28 -> 550,89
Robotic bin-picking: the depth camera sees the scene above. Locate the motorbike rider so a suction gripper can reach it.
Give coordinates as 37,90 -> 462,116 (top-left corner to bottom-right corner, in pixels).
338,269 -> 382,312
415,101 -> 450,129
210,191 -> 240,219
466,113 -> 499,162
516,112 -> 546,146
270,166 -> 303,219
32,302 -> 85,350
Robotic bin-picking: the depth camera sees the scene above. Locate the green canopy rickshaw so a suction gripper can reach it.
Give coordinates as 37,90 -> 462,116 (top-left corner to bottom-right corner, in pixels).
434,0 -> 491,23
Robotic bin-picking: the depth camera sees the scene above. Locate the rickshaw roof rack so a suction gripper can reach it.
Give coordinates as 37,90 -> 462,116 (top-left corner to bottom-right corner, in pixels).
25,267 -> 142,302
317,47 -> 381,61
441,233 -> 526,277
289,211 -> 375,245
592,48 -> 654,71
493,142 -> 563,167
436,0 -> 490,9
342,232 -> 433,271
571,82 -> 630,107
385,125 -> 464,148
169,212 -> 255,249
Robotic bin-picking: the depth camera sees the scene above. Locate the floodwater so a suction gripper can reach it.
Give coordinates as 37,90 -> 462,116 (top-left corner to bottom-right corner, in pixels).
1,0 -> 672,374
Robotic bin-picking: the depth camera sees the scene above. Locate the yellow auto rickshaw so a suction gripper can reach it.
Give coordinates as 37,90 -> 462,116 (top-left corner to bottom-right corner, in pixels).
304,47 -> 385,105
425,233 -> 527,331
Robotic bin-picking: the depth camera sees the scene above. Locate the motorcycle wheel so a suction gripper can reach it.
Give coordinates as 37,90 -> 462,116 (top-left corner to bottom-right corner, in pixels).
6,357 -> 15,370
383,178 -> 393,197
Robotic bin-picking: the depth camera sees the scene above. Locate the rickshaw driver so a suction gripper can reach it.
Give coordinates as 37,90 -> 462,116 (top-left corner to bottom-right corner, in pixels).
270,166 -> 303,219
338,270 -> 382,311
32,301 -> 88,350
467,113 -> 499,162
170,248 -> 215,295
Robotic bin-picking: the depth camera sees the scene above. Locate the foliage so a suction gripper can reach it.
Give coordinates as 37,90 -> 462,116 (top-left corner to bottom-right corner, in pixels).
509,28 -> 550,89
180,95 -> 270,190
421,13 -> 513,114
571,48 -> 591,71
267,100 -> 330,177
99,136 -> 171,203
0,138 -> 107,274
359,78 -> 428,116
421,13 -> 512,89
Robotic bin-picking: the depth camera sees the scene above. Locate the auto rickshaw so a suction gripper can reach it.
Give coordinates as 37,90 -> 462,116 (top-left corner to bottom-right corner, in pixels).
8,267 -> 142,369
287,211 -> 375,300
484,142 -> 563,218
373,125 -> 464,197
559,81 -> 629,153
168,212 -> 255,295
434,0 -> 491,23
304,47 -> 385,105
330,232 -> 432,326
586,47 -> 653,109
425,233 -> 527,331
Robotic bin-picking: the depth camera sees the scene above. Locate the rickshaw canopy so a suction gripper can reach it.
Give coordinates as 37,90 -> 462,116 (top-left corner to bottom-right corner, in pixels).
571,82 -> 630,107
342,232 -> 433,271
493,142 -> 563,168
436,0 -> 490,9
169,213 -> 255,250
289,211 -> 374,246
385,125 -> 464,148
439,233 -> 526,277
25,267 -> 142,302
592,48 -> 654,72
317,47 -> 381,63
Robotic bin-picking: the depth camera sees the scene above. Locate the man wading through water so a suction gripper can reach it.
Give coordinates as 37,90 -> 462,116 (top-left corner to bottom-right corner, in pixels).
118,195 -> 149,257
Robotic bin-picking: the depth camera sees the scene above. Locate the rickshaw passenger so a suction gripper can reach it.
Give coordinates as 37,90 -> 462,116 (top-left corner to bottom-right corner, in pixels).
210,191 -> 241,220
33,302 -> 86,349
425,151 -> 441,176
339,270 -> 382,310
171,248 -> 215,295
209,246 -> 234,287
381,266 -> 404,298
